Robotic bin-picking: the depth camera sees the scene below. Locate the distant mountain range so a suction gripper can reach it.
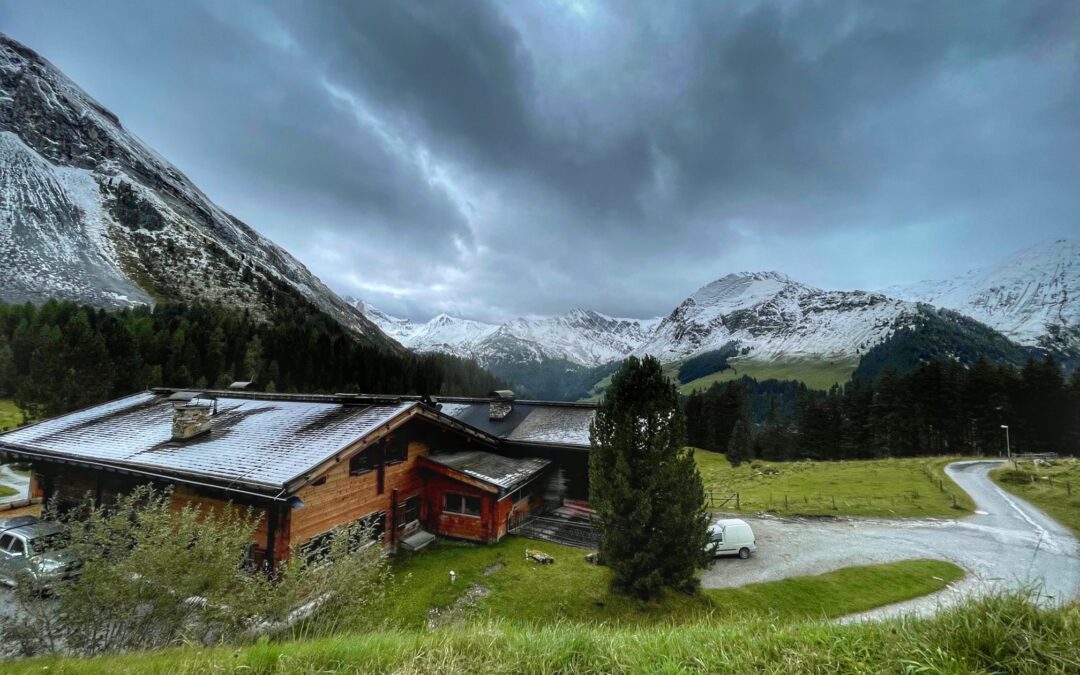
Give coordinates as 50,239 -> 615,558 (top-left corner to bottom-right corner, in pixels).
362,240 -> 1078,397
0,34 -> 392,348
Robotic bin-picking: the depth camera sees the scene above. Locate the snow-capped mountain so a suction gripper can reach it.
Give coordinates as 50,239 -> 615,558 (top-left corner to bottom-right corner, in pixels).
0,35 -> 391,347
883,239 -> 1080,356
358,303 -> 659,368
634,271 -> 922,363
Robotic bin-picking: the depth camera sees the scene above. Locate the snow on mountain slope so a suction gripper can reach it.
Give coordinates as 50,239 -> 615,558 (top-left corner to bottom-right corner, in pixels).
884,239 -> 1079,355
634,272 -> 921,363
359,303 -> 659,368
0,35 -> 391,346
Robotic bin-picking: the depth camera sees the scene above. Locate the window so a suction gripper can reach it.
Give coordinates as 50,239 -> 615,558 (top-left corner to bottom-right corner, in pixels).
1,535 -> 25,556
301,512 -> 388,564
509,484 -> 534,505
445,493 -> 482,517
359,512 -> 387,542
398,496 -> 420,526
384,439 -> 407,464
349,450 -> 374,476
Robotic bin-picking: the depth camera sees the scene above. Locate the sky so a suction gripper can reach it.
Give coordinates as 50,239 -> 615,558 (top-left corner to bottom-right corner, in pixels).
3,0 -> 1078,322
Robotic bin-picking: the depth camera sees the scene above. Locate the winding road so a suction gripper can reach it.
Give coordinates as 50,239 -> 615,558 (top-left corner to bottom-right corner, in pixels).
700,460 -> 1080,619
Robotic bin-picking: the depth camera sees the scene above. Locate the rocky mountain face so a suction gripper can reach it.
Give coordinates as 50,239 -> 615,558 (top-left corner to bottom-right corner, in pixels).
884,239 -> 1080,359
0,35 -> 393,348
633,272 -> 922,363
365,244 -> 1078,397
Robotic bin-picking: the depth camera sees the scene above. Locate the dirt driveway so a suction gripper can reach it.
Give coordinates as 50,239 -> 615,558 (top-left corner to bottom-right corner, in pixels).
701,460 -> 1080,619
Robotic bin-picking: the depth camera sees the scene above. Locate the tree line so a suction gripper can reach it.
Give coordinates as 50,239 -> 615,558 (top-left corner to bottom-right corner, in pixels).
0,300 -> 504,423
685,358 -> 1080,464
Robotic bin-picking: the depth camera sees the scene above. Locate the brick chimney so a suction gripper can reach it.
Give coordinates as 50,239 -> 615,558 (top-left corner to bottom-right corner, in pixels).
168,391 -> 214,441
489,390 -> 515,420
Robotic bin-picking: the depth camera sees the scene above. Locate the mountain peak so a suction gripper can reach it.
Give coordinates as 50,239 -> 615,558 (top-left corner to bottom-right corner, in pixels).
0,34 -> 389,346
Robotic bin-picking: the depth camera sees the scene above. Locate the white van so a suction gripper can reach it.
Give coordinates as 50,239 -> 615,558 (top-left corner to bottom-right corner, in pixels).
706,518 -> 757,559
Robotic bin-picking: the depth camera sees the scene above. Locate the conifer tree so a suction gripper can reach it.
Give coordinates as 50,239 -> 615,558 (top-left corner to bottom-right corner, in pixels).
589,356 -> 710,599
726,417 -> 752,466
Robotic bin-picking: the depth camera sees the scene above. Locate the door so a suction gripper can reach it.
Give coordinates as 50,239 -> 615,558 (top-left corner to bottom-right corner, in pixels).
398,496 -> 421,536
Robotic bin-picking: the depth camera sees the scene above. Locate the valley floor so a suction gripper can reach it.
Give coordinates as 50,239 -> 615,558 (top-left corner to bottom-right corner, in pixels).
6,460 -> 1080,672
678,357 -> 857,393
695,452 -> 975,517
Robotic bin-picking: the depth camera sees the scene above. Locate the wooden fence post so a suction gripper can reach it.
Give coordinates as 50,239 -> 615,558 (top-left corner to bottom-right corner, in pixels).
1066,481 -> 1071,496
736,493 -> 740,510
831,495 -> 836,509
951,493 -> 958,509
784,494 -> 789,510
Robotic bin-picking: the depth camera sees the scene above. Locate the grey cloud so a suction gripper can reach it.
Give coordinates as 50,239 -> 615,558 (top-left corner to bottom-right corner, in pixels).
2,0 -> 1077,321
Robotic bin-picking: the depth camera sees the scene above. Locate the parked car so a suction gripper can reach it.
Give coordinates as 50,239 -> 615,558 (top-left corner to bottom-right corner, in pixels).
706,518 -> 757,559
0,515 -> 81,590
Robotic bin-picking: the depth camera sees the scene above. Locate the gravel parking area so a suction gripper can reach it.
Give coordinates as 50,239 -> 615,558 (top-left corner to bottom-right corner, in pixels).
701,460 -> 1080,620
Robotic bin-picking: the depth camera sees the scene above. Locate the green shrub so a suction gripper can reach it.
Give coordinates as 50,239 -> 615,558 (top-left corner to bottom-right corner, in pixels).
0,485 -> 392,657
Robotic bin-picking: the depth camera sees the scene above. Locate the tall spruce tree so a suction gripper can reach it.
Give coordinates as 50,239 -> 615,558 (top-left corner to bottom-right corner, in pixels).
589,356 -> 710,599
726,417 -> 753,466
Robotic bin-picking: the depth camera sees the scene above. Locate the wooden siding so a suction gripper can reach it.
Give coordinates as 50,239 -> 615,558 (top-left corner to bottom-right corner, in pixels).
290,437 -> 430,549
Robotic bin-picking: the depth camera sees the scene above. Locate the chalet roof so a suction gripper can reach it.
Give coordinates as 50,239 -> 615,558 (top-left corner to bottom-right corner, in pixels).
423,450 -> 550,492
437,401 -> 595,448
0,389 -> 594,500
0,392 -> 418,495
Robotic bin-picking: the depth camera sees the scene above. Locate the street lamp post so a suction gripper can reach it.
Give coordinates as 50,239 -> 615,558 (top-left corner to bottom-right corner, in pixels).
1000,424 -> 1011,460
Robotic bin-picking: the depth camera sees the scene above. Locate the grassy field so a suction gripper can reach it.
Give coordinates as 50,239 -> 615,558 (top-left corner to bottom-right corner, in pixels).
373,536 -> 961,630
10,593 -> 1076,674
992,459 -> 1080,538
0,398 -> 23,432
695,452 -> 975,517
583,358 -> 852,401
679,357 -> 857,393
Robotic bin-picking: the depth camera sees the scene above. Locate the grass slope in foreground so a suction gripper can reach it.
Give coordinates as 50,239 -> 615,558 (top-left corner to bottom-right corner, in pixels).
371,536 -> 960,629
696,453 -> 975,517
992,459 -> 1080,538
12,593 -> 1076,674
679,357 -> 857,393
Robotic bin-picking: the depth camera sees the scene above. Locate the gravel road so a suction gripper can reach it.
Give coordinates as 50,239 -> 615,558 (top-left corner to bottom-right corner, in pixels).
701,460 -> 1080,620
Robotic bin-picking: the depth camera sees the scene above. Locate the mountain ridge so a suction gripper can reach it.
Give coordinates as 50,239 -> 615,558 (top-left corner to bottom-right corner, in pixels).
0,34 -> 394,348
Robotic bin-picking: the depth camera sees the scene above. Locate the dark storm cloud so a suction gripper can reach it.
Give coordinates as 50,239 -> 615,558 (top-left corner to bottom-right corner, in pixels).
3,0 -> 1078,321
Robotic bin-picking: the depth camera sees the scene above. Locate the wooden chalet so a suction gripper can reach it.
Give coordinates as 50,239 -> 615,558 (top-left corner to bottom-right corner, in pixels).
0,388 -> 596,567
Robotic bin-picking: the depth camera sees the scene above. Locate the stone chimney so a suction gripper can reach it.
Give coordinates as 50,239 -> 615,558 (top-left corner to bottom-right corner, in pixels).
489,390 -> 515,420
168,391 -> 213,441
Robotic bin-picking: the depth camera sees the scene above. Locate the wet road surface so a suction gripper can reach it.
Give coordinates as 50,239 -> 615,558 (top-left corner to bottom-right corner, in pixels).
700,460 -> 1080,619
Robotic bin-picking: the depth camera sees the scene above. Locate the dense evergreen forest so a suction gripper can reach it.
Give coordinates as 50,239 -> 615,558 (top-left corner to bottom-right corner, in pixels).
0,300 -> 504,422
686,358 -> 1080,462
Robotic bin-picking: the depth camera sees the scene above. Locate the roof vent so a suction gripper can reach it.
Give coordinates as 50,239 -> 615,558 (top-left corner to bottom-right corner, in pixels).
169,392 -> 214,441
489,390 -> 514,421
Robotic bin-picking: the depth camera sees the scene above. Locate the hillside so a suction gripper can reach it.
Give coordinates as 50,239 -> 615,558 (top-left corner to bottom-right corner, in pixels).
635,272 -> 922,364
0,35 -> 394,349
885,239 -> 1080,364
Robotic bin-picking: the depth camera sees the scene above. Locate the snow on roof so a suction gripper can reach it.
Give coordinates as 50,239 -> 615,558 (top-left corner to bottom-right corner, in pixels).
507,407 -> 595,447
439,402 -> 595,448
0,392 -> 415,492
424,450 -> 550,491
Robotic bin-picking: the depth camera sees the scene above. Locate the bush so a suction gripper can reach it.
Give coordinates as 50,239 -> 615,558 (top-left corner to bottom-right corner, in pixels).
0,485 -> 392,657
